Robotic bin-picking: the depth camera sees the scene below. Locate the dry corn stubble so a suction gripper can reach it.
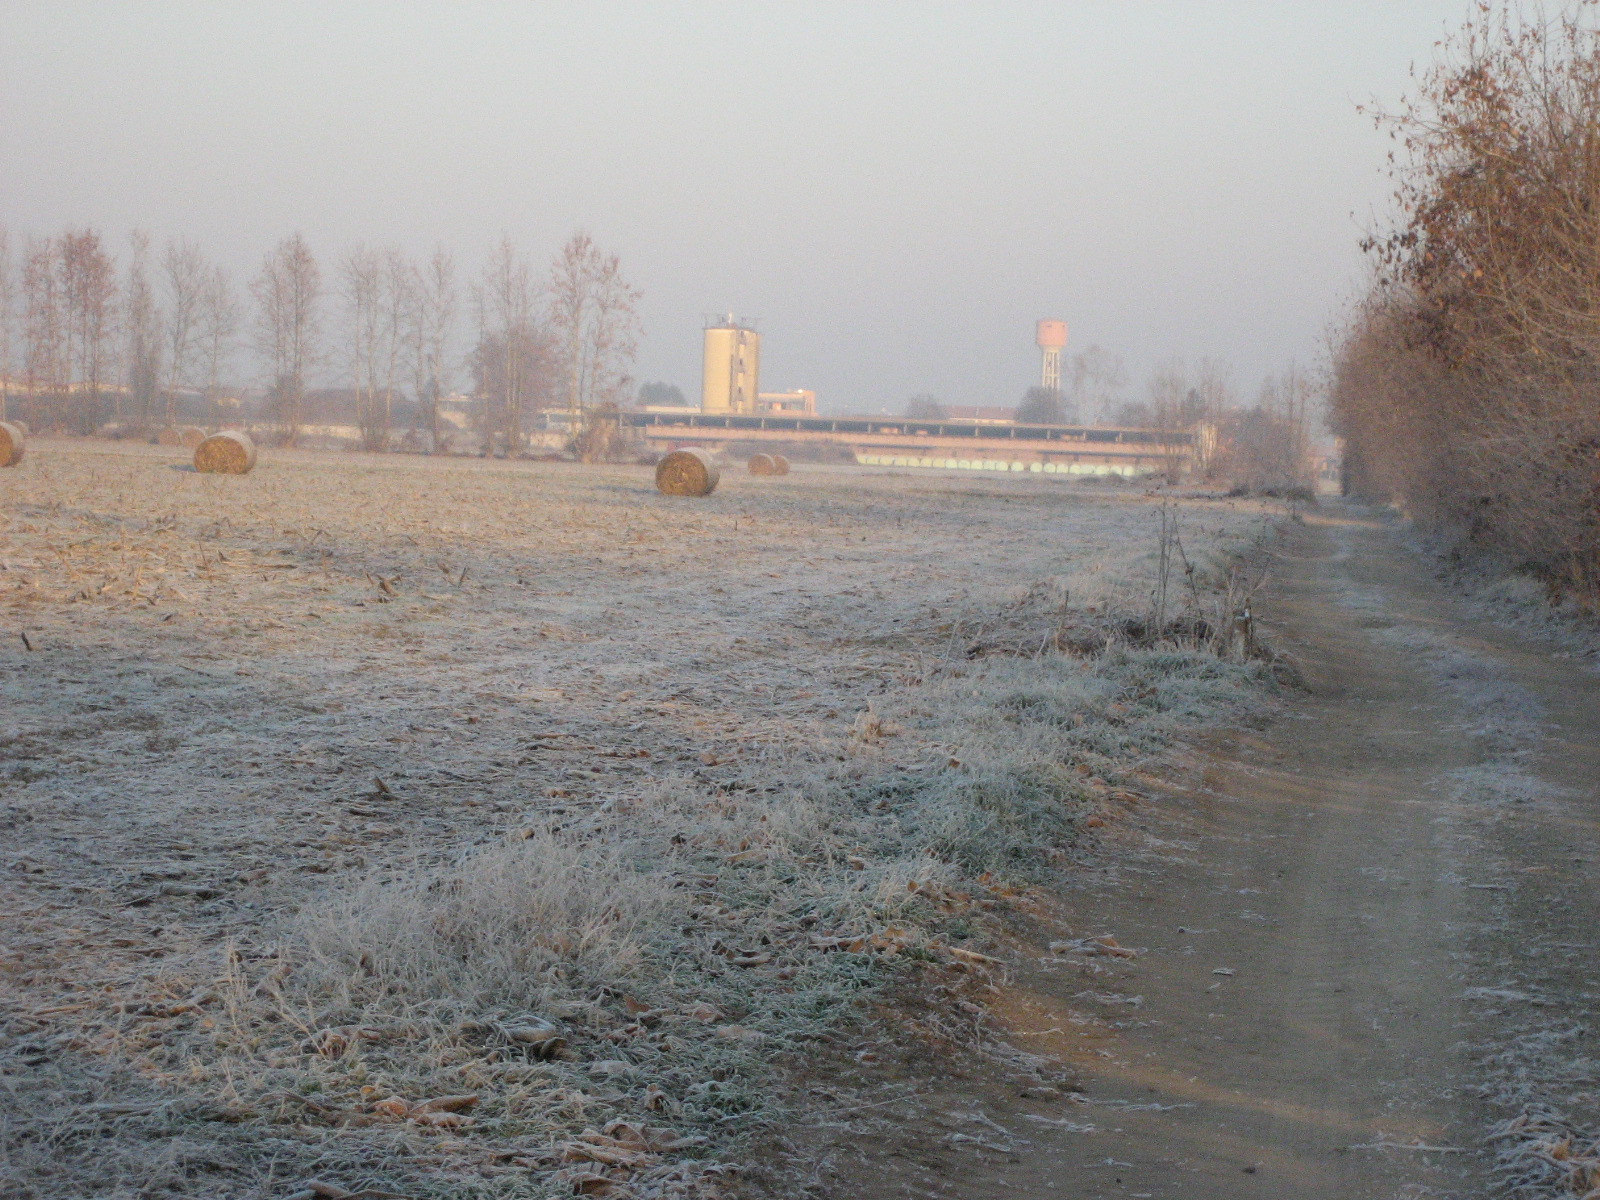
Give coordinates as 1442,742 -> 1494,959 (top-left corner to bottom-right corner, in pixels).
193,430 -> 257,474
0,419 -> 24,467
655,448 -> 719,495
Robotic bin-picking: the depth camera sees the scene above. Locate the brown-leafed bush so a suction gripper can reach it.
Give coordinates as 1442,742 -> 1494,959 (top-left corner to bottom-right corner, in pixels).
1334,4 -> 1600,610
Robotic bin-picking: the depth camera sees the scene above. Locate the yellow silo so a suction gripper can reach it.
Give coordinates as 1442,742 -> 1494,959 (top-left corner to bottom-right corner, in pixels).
702,316 -> 761,414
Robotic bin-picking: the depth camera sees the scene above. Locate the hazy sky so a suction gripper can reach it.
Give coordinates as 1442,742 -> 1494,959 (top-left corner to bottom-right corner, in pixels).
1,2 -> 1470,414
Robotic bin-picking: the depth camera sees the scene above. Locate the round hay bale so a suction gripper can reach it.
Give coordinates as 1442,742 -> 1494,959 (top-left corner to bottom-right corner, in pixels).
8,419 -> 27,438
655,448 -> 719,496
156,426 -> 185,446
771,453 -> 790,475
194,430 -> 257,475
0,420 -> 25,468
180,425 -> 207,449
747,452 -> 776,476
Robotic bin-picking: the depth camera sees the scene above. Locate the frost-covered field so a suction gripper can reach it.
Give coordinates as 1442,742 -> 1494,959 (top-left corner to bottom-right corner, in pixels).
0,441 -> 1275,1199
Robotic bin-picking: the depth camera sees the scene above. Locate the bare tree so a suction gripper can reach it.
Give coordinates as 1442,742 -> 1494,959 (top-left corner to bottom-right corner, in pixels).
125,232 -> 162,429
59,229 -> 118,433
409,247 -> 456,452
1066,345 -> 1127,423
197,265 -> 238,420
474,236 -> 538,455
253,233 -> 321,445
379,249 -> 412,446
23,237 -> 65,427
163,239 -> 208,424
1224,367 -> 1315,493
1144,359 -> 1190,482
1191,358 -> 1235,425
1015,386 -> 1064,424
1146,358 -> 1188,414
341,244 -> 384,449
548,232 -> 641,429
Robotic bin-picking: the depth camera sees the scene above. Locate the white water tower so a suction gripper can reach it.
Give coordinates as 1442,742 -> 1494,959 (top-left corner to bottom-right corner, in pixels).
1037,319 -> 1068,393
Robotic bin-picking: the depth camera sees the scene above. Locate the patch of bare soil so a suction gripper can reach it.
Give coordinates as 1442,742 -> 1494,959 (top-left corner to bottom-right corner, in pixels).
816,506 -> 1600,1200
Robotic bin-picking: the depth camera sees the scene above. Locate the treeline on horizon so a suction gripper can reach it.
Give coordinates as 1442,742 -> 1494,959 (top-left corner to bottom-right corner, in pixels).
903,357 -> 1319,492
1333,3 -> 1600,611
0,219 -> 1318,485
0,228 -> 640,454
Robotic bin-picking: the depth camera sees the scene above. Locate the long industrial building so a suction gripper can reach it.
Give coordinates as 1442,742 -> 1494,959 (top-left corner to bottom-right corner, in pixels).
626,409 -> 1190,476
656,313 -> 1191,476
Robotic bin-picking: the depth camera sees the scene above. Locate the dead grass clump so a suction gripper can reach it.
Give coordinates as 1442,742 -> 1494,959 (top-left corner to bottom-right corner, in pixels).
193,431 -> 257,474
205,810 -> 892,1187
0,419 -> 24,467
656,448 -> 719,496
205,634 -> 1273,1186
292,829 -> 675,1011
911,762 -> 1087,876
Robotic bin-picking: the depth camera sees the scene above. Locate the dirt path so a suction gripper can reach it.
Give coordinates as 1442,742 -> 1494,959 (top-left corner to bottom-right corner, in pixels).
843,505 -> 1600,1200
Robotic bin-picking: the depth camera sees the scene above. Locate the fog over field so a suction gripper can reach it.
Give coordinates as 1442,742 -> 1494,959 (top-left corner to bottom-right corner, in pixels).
2,2 -> 1467,409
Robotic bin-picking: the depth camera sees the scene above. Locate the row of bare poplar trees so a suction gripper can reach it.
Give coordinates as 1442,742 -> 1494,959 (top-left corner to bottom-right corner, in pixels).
1332,4 -> 1600,609
0,227 -> 639,453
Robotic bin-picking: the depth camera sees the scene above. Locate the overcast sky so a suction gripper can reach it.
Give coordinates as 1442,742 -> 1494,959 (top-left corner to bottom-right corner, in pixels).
1,2 -> 1469,413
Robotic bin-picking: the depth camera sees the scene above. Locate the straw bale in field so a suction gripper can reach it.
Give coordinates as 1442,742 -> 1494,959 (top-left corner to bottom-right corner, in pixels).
655,448 -> 719,496
157,427 -> 183,446
771,453 -> 790,475
0,420 -> 24,467
194,430 -> 258,475
747,452 -> 776,476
